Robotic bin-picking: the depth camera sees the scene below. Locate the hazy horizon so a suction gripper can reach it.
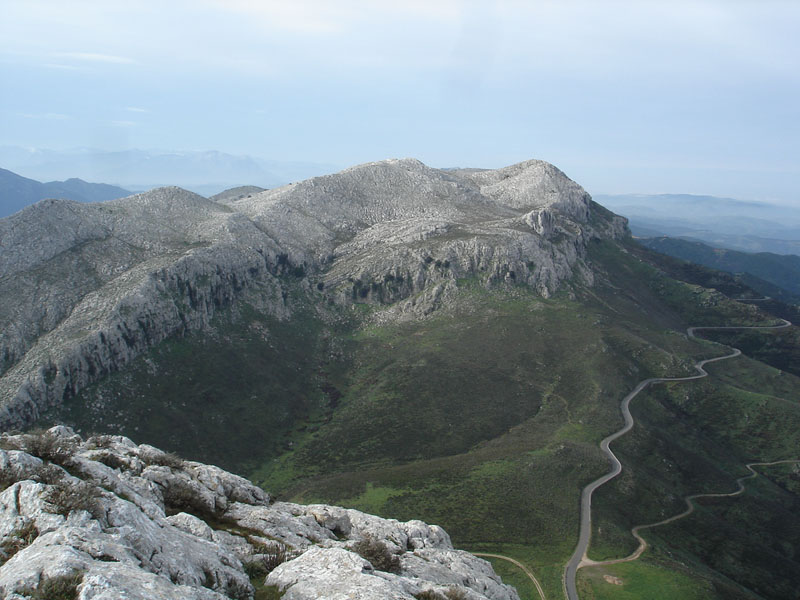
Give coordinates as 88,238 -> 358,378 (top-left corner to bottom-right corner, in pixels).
2,1 -> 799,204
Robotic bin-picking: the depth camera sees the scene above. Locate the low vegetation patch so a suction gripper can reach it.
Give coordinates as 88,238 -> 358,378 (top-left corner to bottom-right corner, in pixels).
44,480 -> 103,519
252,583 -> 284,600
414,591 -> 445,600
21,429 -> 75,465
85,434 -> 114,449
352,535 -> 401,573
0,520 -> 39,565
243,540 -> 289,579
143,450 -> 185,469
17,571 -> 84,600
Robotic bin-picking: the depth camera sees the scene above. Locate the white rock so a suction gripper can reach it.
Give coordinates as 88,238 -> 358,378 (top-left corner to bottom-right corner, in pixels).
266,546 -> 413,600
166,513 -> 214,541
0,431 -> 520,600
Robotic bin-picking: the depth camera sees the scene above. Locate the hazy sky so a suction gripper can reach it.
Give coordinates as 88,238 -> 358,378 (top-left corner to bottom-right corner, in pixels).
2,0 -> 799,202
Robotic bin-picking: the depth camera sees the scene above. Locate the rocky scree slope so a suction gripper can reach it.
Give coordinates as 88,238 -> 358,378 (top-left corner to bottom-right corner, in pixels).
0,426 -> 518,600
0,158 -> 626,431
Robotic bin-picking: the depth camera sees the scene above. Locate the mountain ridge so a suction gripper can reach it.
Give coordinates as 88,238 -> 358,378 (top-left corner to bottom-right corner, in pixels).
0,158 -> 625,432
4,158 -> 799,598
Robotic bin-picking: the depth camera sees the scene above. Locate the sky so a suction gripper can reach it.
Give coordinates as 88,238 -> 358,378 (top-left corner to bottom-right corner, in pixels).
1,0 -> 799,203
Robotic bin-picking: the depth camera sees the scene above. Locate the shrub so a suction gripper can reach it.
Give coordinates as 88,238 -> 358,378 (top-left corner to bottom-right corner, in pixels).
145,451 -> 185,469
0,435 -> 23,451
415,591 -> 445,600
33,463 -> 67,485
23,430 -> 75,465
243,559 -> 268,580
0,466 -> 20,492
161,478 -> 214,518
444,588 -> 468,600
244,540 -> 289,579
17,571 -> 83,600
352,535 -> 401,573
44,481 -> 103,519
2,460 -> 65,492
0,520 -> 39,565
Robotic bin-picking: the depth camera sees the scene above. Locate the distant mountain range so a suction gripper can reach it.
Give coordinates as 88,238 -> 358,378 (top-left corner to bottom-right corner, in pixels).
638,236 -> 800,303
0,167 -> 131,217
595,193 -> 800,255
0,146 -> 339,197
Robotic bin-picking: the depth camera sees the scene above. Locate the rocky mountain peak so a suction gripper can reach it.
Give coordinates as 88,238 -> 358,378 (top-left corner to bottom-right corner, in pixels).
461,159 -> 592,218
0,157 -> 627,433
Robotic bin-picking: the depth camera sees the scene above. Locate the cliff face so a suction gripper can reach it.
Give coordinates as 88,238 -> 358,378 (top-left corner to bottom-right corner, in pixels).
0,427 -> 519,600
0,158 -> 626,431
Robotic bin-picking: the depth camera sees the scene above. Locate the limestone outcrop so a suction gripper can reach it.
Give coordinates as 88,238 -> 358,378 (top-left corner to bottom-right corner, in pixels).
0,427 -> 519,600
0,158 -> 626,431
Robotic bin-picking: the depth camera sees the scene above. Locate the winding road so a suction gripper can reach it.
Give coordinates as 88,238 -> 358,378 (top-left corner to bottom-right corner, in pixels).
563,316 -> 792,600
580,458 -> 800,570
473,553 -> 546,600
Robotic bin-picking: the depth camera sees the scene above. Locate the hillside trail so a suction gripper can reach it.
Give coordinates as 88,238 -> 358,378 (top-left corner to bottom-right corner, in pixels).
473,553 -> 546,600
563,311 -> 793,600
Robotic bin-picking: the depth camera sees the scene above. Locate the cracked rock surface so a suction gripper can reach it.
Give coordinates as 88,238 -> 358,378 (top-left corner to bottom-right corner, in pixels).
0,426 -> 519,600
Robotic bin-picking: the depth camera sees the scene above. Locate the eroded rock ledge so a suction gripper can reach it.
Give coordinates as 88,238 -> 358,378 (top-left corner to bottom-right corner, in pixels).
0,426 -> 519,600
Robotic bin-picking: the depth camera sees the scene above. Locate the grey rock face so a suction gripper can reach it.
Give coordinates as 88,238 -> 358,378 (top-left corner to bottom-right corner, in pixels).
0,158 -> 626,431
0,427 -> 519,600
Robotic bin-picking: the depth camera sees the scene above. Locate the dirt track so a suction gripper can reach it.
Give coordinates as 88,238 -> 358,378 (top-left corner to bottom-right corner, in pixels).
473,553 -> 546,600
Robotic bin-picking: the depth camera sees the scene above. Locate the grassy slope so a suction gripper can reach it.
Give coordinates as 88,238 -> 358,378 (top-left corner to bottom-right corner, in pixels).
252,240 -> 773,598
583,245 -> 800,600
40,288 -> 341,474
585,365 -> 800,599
38,237 -> 800,600
578,560 -> 717,600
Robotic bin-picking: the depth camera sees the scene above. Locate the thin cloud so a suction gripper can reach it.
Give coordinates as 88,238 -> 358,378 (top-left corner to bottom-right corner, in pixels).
111,120 -> 136,127
125,107 -> 149,113
43,63 -> 83,71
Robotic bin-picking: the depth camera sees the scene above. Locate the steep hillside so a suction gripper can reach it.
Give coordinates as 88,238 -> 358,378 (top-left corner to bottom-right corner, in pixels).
637,236 -> 800,300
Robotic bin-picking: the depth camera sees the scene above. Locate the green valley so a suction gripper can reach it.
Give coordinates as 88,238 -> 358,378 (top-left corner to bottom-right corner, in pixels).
42,236 -> 800,599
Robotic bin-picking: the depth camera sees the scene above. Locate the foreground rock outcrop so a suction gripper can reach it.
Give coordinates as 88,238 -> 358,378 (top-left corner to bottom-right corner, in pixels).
0,426 -> 519,600
0,157 -> 626,433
